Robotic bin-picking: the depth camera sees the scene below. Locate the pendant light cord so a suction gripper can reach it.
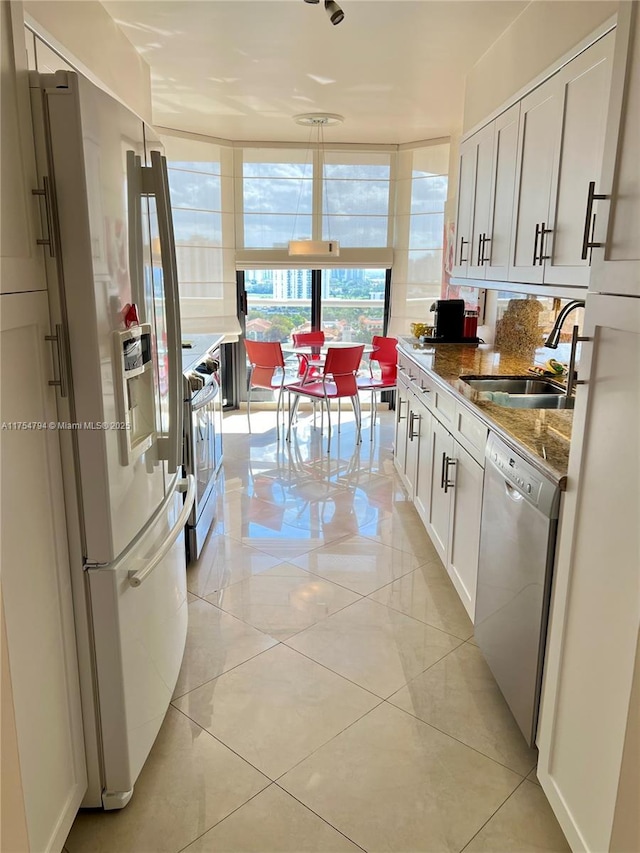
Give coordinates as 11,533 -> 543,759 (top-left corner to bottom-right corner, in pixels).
291,124 -> 315,242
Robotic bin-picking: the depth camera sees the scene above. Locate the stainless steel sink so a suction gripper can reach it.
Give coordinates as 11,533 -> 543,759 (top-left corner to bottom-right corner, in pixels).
459,375 -> 575,409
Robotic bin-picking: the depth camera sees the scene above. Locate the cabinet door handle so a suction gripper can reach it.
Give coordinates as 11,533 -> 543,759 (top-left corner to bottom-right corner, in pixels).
539,222 -> 552,262
32,176 -> 56,258
481,235 -> 491,265
476,234 -> 484,266
440,451 -> 447,489
533,223 -> 541,266
443,456 -> 457,494
397,399 -> 407,422
410,412 -> 420,440
44,323 -> 68,398
459,236 -> 469,265
581,181 -> 609,260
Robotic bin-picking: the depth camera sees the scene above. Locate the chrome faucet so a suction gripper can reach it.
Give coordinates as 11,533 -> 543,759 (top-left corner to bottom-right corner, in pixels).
544,300 -> 586,400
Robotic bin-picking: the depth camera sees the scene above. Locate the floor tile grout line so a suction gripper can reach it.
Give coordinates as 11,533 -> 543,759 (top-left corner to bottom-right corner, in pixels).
198,578 -> 367,643
382,697 -> 536,781
272,641 -> 386,703
273,696 -> 387,785
171,666 -> 385,790
173,781 -> 273,853
271,782 -> 369,853
457,775 -> 530,853
171,702 -> 280,783
202,559 -> 367,603
364,580 -> 474,641
170,641 -> 281,703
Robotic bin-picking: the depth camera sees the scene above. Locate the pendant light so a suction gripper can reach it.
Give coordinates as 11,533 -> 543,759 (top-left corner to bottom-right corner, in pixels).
289,113 -> 344,257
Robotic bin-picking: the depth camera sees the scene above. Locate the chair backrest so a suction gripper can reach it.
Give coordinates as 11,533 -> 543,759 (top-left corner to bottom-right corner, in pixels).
370,335 -> 398,383
323,345 -> 364,396
292,331 -> 325,347
292,331 -> 325,378
245,339 -> 284,388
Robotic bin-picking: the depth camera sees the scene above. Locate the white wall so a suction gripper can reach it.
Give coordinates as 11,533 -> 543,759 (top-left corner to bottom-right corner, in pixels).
463,0 -> 618,133
23,0 -> 151,121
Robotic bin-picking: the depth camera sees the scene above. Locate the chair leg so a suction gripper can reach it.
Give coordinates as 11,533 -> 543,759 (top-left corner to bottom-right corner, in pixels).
247,384 -> 252,434
338,398 -> 341,434
370,390 -> 376,441
287,394 -> 301,441
276,384 -> 285,442
325,396 -> 332,453
352,394 -> 362,444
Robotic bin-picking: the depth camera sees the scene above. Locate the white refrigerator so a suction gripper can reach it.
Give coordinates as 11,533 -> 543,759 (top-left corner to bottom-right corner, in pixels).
30,70 -> 195,810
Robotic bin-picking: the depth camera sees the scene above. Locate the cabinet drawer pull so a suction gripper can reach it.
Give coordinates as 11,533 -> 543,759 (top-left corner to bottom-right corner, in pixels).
581,181 -> 609,261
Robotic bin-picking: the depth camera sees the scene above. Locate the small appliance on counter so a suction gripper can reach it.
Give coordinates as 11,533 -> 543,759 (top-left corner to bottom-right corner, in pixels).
415,299 -> 481,343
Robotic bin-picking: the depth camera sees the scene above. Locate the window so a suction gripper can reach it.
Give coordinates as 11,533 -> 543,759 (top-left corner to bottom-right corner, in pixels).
239,148 -> 392,250
242,149 -> 313,249
323,152 -> 391,247
162,135 -> 237,334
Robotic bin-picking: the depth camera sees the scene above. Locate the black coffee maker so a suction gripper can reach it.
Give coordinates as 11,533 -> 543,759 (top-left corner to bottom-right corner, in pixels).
430,299 -> 465,341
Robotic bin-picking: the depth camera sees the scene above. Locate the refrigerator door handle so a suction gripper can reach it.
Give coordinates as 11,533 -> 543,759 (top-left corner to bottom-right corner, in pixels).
128,475 -> 195,587
150,149 -> 183,475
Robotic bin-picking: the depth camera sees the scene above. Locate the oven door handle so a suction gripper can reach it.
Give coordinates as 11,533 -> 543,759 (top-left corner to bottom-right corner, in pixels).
191,378 -> 220,412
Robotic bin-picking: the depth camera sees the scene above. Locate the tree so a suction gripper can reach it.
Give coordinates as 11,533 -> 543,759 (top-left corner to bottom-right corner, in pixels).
267,316 -> 294,341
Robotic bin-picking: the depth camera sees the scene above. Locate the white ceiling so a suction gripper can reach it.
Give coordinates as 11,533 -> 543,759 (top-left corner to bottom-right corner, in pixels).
103,0 -> 528,145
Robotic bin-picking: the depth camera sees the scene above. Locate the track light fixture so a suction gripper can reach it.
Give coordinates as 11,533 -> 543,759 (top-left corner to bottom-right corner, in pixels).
324,0 -> 344,24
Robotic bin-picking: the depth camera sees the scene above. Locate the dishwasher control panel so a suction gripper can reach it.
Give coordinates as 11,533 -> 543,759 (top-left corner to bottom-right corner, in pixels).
486,433 -> 560,519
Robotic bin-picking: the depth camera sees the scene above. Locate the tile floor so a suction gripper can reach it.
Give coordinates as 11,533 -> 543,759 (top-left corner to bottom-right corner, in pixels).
66,406 -> 570,853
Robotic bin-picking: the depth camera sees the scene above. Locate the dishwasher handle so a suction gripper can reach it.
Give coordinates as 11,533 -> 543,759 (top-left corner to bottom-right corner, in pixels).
504,480 -> 525,502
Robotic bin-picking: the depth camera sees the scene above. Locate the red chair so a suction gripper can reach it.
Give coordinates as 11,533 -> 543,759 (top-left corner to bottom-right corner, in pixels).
357,335 -> 398,439
292,330 -> 325,382
244,340 -> 290,438
287,344 -> 364,451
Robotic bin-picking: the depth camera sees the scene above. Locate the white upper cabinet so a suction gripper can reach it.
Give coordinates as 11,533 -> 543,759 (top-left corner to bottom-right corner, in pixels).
466,123 -> 495,279
452,122 -> 497,279
453,27 -> 615,290
509,76 -> 564,284
590,3 -> 640,297
543,31 -> 614,286
451,141 -> 477,277
0,4 -> 47,295
485,104 -> 520,282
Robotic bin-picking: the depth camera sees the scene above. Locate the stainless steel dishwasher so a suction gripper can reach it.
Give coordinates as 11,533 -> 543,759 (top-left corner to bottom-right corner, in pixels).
475,433 -> 561,746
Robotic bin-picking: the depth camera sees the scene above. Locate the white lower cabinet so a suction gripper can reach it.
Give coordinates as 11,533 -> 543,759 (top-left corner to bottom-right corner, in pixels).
413,392 -> 433,525
424,416 -> 454,565
1,291 -> 87,852
394,376 -> 410,490
446,442 -> 483,619
394,358 -> 486,621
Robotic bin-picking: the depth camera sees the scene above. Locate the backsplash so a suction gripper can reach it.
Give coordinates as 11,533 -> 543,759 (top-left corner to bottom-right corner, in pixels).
441,286 -> 585,370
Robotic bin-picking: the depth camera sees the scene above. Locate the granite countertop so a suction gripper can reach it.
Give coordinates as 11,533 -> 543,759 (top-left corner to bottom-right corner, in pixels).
397,337 -> 573,485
